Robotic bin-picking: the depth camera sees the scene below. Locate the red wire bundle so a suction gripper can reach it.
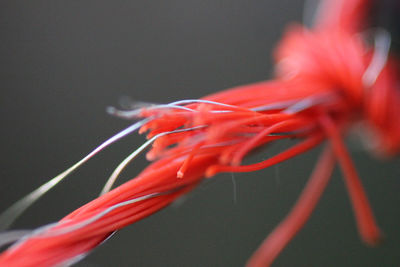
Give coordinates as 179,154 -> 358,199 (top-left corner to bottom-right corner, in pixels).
1,0 -> 399,266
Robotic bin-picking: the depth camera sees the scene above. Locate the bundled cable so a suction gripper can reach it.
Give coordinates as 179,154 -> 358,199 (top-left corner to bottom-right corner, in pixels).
0,0 -> 399,266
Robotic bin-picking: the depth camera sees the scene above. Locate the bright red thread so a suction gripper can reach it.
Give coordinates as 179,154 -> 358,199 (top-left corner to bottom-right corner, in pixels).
0,0 -> 399,266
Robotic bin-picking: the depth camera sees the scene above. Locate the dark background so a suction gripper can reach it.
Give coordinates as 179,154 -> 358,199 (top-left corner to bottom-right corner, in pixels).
1,1 -> 399,266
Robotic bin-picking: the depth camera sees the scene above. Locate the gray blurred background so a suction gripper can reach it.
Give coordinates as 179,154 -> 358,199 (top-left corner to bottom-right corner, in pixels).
0,1 -> 399,266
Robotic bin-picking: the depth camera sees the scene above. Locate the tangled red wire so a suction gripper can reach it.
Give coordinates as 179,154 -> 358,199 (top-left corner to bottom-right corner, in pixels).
0,0 -> 399,266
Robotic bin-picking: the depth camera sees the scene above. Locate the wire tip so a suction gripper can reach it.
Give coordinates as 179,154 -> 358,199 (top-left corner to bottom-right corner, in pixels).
106,106 -> 117,115
177,171 -> 184,178
362,228 -> 385,247
205,166 -> 218,178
